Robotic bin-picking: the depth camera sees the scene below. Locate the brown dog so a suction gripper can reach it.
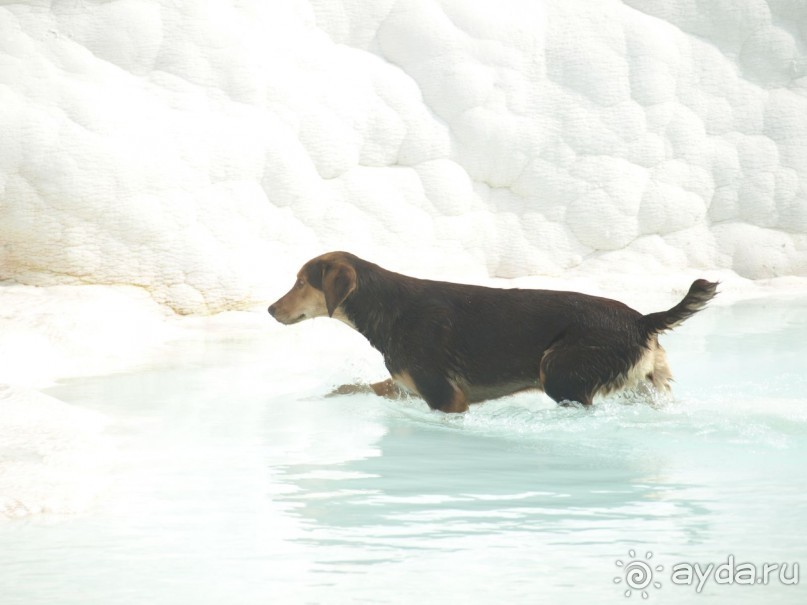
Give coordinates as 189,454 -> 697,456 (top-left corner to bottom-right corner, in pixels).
268,252 -> 718,413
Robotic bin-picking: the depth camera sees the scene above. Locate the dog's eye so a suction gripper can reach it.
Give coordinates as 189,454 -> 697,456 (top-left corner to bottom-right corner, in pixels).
295,278 -> 304,289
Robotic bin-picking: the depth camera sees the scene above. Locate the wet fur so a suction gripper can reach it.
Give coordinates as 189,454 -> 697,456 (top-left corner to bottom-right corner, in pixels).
269,252 -> 718,413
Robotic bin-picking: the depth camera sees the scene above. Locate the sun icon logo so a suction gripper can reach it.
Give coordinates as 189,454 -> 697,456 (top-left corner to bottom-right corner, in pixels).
614,550 -> 663,599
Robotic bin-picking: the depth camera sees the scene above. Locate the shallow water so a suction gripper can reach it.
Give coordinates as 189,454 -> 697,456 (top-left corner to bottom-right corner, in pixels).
2,299 -> 806,604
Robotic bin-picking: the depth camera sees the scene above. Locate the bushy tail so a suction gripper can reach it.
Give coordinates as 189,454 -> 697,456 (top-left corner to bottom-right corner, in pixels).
642,279 -> 719,334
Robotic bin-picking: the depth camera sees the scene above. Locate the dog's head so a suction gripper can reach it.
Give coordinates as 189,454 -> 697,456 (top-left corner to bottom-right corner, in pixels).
268,252 -> 357,325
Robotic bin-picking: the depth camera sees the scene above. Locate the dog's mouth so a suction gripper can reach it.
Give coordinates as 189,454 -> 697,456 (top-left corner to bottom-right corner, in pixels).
279,313 -> 306,325
270,307 -> 308,325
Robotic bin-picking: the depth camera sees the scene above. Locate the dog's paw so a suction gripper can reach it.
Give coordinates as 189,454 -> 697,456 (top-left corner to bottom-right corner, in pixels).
326,383 -> 373,397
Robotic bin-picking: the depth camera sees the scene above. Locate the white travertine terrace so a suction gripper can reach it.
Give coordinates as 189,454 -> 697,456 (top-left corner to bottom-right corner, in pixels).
1,0 -> 805,315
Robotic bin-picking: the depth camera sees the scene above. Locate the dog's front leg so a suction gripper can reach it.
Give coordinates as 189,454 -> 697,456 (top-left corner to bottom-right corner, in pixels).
411,372 -> 469,414
327,378 -> 407,399
369,378 -> 405,397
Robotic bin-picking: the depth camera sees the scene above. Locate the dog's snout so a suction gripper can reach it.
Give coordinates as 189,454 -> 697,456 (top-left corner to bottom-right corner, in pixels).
268,303 -> 277,317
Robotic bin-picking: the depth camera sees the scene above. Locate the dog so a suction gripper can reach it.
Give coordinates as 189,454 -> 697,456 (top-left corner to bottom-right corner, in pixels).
268,251 -> 718,413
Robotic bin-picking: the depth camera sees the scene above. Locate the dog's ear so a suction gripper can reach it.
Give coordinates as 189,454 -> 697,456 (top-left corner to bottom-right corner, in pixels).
322,261 -> 357,317
306,260 -> 324,290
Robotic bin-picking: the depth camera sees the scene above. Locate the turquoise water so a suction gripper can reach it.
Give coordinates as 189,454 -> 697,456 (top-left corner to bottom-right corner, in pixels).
1,300 -> 805,604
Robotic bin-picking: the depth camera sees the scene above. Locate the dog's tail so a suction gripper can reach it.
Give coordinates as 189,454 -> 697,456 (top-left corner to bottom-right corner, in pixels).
642,279 -> 719,335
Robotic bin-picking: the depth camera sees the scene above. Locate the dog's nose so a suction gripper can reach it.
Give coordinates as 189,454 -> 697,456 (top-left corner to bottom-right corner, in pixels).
268,304 -> 277,317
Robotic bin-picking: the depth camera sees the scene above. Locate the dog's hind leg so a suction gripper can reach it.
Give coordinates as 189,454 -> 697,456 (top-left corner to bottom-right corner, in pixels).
539,345 -> 617,407
541,376 -> 594,406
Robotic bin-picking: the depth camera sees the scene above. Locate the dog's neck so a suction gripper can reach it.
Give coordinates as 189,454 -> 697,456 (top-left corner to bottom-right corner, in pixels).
339,266 -> 416,355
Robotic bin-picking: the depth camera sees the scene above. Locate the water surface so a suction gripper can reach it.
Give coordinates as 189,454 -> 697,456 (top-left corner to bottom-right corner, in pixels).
1,300 -> 805,604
